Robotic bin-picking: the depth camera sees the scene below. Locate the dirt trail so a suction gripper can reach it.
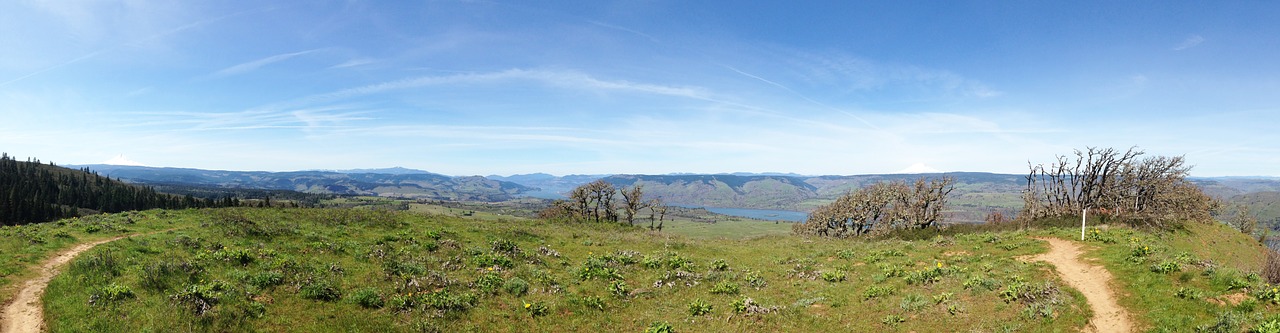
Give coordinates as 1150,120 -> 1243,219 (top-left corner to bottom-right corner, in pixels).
1025,237 -> 1133,333
0,234 -> 135,333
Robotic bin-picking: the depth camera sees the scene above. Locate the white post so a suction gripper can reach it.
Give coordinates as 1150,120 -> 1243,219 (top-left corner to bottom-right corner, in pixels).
1081,208 -> 1087,241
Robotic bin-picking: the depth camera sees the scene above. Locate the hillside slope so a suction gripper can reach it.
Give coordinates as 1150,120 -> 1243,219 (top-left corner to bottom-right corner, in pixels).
76,165 -> 535,202
0,155 -> 211,225
602,174 -> 818,209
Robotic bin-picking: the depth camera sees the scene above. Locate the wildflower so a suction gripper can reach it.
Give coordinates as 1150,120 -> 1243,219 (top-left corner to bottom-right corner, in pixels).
488,267 -> 494,271
525,303 -> 531,309
937,262 -> 942,269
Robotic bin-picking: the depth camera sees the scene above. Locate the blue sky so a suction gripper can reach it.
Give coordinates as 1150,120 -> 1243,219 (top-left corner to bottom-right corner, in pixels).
2,1 -> 1278,176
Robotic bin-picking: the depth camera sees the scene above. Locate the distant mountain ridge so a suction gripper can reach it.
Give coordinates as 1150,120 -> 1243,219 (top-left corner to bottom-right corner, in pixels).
330,167 -> 438,175
67,164 -> 1280,224
75,165 -> 535,202
489,172 -> 1280,224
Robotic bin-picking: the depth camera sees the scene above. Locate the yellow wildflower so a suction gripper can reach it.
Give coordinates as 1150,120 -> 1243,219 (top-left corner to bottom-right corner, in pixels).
937,262 -> 942,268
488,267 -> 494,271
524,303 -> 531,309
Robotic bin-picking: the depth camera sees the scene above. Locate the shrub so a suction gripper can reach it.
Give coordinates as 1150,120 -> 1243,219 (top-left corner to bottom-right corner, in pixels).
382,258 -> 427,277
608,280 -> 630,298
91,283 -> 135,305
881,314 -> 905,326
1195,311 -> 1242,333
641,255 -> 662,269
1176,287 -> 1206,300
1256,287 -> 1280,304
475,272 -> 504,294
821,270 -> 847,282
577,266 -> 623,281
745,270 -> 767,289
1000,282 -> 1026,303
604,251 -> 640,266
247,271 -> 284,289
504,277 -> 530,296
581,295 -> 606,310
1255,318 -> 1280,333
1151,261 -> 1182,274
422,290 -> 476,312
710,281 -> 739,295
905,266 -> 943,285
645,321 -> 675,333
878,263 -> 906,279
933,292 -> 953,304
687,298 -> 713,316
1131,245 -> 1153,258
350,287 -> 385,308
470,253 -> 513,269
491,239 -> 521,255
300,280 -> 342,302
1265,248 -> 1280,284
1228,276 -> 1252,291
864,285 -> 896,300
523,301 -> 548,317
710,259 -> 730,271
899,294 -> 928,311
666,254 -> 694,270
170,281 -> 230,316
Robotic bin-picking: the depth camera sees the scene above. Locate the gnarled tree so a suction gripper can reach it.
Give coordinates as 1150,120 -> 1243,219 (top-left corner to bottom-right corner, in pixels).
794,177 -> 954,238
540,180 -> 665,227
1021,146 -> 1215,227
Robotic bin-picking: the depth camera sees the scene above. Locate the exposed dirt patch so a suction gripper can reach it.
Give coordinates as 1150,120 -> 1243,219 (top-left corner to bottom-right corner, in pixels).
1218,293 -> 1248,306
1023,237 -> 1134,333
1,234 -> 135,333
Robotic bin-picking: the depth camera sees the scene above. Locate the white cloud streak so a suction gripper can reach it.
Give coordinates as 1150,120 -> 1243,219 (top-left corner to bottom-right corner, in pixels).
212,49 -> 324,78
1173,35 -> 1205,51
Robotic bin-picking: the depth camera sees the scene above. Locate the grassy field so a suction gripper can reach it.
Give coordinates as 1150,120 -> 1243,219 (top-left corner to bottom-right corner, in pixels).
1038,221 -> 1274,332
0,207 -> 1275,332
0,211 -> 183,305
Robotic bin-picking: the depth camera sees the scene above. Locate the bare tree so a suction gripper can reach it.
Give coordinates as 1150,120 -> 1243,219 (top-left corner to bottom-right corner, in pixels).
896,177 -> 955,230
647,199 -> 667,231
1021,146 -> 1215,227
540,180 -> 664,227
795,177 -> 954,238
619,185 -> 649,226
581,180 -> 616,223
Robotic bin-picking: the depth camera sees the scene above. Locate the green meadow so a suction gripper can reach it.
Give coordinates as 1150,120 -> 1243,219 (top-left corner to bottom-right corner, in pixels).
0,207 -> 1274,332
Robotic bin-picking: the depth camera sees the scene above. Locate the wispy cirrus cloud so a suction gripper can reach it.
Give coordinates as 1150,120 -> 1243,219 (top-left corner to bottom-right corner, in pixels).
771,49 -> 1004,100
329,57 -> 377,69
211,49 -> 324,78
1173,35 -> 1205,51
118,105 -> 373,133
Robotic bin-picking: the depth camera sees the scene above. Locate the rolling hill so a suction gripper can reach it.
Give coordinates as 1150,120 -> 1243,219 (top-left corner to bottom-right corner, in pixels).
75,165 -> 536,202
0,155 -> 216,225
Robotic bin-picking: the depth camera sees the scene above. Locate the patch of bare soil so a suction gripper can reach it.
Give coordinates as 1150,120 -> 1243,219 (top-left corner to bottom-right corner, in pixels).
1024,237 -> 1134,333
